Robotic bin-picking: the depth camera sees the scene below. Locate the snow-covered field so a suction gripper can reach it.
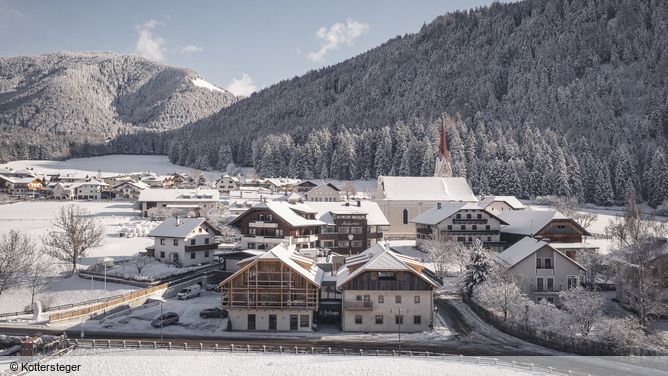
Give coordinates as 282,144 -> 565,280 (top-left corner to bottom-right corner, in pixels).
55,348 -> 533,376
1,155 -> 214,180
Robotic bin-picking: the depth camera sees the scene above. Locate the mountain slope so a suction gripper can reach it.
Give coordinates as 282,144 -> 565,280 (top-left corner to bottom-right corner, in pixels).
172,0 -> 667,153
0,52 -> 237,160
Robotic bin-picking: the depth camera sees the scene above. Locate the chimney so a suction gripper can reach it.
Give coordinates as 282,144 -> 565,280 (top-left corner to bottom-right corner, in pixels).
437,202 -> 442,209
175,216 -> 181,226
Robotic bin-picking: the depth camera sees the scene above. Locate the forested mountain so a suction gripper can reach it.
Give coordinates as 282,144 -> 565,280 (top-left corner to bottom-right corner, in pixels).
0,52 -> 237,160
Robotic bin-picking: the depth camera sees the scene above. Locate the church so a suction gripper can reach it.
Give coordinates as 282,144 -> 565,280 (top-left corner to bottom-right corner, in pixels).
374,124 -> 477,238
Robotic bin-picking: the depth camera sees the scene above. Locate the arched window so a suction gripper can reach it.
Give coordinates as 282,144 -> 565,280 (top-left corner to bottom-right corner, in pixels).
402,209 -> 409,224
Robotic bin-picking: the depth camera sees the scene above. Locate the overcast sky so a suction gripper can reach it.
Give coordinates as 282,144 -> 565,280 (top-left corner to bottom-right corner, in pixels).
0,0 -> 499,96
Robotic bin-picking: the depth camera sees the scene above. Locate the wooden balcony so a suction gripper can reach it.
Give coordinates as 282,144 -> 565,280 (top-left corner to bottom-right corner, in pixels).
184,243 -> 219,252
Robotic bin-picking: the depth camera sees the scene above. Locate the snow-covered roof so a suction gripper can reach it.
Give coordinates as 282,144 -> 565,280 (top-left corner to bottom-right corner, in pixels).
498,209 -> 584,235
378,176 -> 477,202
0,175 -> 41,184
148,217 -> 220,238
307,201 -> 390,226
497,236 -> 586,270
265,178 -> 301,187
336,243 -> 439,288
410,202 -> 506,225
232,245 -> 320,286
479,195 -> 525,210
138,188 -> 219,202
232,201 -> 324,227
113,180 -> 150,190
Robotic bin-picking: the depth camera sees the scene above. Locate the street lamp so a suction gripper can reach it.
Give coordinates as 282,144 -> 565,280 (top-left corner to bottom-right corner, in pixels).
154,297 -> 167,341
80,318 -> 86,339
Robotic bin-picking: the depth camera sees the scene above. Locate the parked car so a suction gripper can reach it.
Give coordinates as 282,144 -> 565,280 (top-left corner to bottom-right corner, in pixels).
150,312 -> 179,328
199,307 -> 228,318
177,284 -> 201,300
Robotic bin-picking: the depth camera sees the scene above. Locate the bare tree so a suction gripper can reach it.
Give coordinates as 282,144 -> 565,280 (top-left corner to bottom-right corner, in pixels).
0,230 -> 34,296
147,206 -> 176,220
607,196 -> 667,327
218,225 -> 241,244
553,196 -> 598,230
25,251 -> 55,307
203,206 -> 234,228
129,253 -> 155,275
577,247 -> 605,287
341,181 -> 357,201
418,239 -> 450,278
558,289 -> 606,337
43,205 -> 105,274
474,266 -> 525,322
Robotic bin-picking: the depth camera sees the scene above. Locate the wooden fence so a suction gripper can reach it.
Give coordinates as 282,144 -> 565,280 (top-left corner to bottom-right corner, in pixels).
48,283 -> 168,322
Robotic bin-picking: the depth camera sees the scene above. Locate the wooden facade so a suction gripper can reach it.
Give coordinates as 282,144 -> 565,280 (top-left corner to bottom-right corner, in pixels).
220,259 -> 319,311
339,270 -> 434,291
502,218 -> 588,245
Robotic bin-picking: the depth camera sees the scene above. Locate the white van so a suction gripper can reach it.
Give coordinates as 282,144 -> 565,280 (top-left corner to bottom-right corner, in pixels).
177,284 -> 201,300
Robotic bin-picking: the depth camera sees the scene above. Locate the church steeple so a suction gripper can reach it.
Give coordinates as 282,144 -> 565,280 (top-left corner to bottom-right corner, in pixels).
434,122 -> 453,177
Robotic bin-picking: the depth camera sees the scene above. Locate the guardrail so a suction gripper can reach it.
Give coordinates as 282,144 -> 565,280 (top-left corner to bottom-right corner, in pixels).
0,294 -> 125,319
70,339 -> 578,375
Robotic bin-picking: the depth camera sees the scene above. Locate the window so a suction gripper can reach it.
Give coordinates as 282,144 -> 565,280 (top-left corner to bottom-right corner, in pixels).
547,277 -> 554,291
198,228 -> 203,233
173,239 -> 178,246
204,250 -> 209,258
276,229 -> 284,236
351,240 -> 363,247
351,227 -> 363,234
414,296 -> 420,304
290,315 -> 298,331
485,225 -> 490,230
447,225 -> 452,230
457,237 -> 465,242
300,315 -> 309,328
477,213 -> 482,219
536,277 -> 544,292
395,315 -> 403,325
204,238 -> 210,244
460,225 -> 466,230
536,258 -> 542,269
395,295 -> 402,304
547,297 -> 555,304
468,237 -> 472,242
472,225 -> 477,230
375,315 -> 384,324
190,252 -> 196,259
413,315 -> 422,325
249,228 -> 256,235
339,227 -> 351,234
544,258 -> 552,269
160,238 -> 165,245
378,295 -> 384,303
160,251 -> 165,258
402,209 -> 409,224
466,213 -> 471,219
355,315 -> 363,324
568,276 -> 578,289
378,272 -> 396,281
338,240 -> 350,248
190,239 -> 196,246
356,295 -> 363,301
247,242 -> 255,249
455,214 -> 461,219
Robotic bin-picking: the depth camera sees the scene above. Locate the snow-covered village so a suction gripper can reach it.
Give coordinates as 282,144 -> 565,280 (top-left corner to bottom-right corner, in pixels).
1,1 -> 668,375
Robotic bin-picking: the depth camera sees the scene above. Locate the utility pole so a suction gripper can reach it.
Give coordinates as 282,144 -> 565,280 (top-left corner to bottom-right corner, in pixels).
398,308 -> 401,356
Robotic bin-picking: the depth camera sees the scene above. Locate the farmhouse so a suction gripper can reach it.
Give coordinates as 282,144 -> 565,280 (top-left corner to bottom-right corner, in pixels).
137,188 -> 219,217
478,195 -> 525,213
146,217 -> 221,267
303,181 -> 342,202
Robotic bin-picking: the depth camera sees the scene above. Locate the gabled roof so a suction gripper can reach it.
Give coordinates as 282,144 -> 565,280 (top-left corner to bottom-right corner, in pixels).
336,243 -> 439,288
148,217 -> 221,238
138,188 -> 219,202
479,195 -> 525,210
410,202 -> 508,225
224,245 -> 320,286
308,200 -> 390,226
113,180 -> 150,190
230,201 -> 324,227
496,236 -> 586,270
378,176 -> 477,202
498,209 -> 591,236
305,181 -> 341,195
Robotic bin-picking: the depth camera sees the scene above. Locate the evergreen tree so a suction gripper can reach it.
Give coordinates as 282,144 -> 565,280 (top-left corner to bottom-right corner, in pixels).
374,127 -> 393,176
461,240 -> 491,297
646,148 -> 668,208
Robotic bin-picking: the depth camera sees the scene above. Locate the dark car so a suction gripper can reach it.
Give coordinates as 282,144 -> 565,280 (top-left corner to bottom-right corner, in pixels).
199,307 -> 228,318
150,312 -> 179,328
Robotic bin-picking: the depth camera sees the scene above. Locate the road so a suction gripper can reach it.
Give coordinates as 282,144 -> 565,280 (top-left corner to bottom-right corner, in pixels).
1,294 -> 667,375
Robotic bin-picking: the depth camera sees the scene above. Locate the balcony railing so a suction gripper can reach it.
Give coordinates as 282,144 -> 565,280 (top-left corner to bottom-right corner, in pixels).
184,243 -> 219,252
452,219 -> 488,224
344,301 -> 373,311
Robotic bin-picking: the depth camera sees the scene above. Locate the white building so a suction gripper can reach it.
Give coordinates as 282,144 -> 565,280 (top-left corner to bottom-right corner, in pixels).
215,175 -> 240,194
496,237 -> 586,304
375,176 -> 477,238
478,195 -> 525,213
337,244 -> 439,332
112,180 -> 150,200
303,182 -> 342,202
147,217 -> 221,267
50,180 -> 108,200
137,188 -> 220,217
219,245 -> 320,331
411,202 -> 508,252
